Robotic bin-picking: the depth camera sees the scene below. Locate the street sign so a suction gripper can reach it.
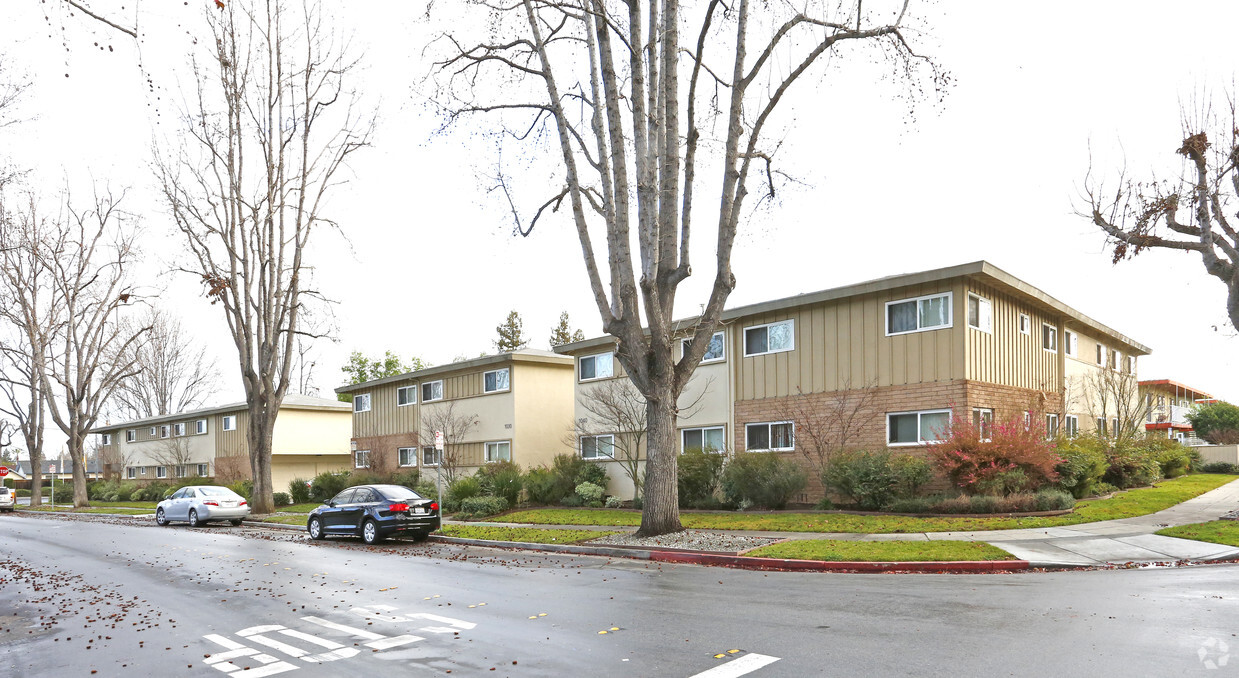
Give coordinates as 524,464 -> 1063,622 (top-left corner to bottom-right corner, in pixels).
0,467 -> 8,477
50,465 -> 57,474
434,431 -> 444,451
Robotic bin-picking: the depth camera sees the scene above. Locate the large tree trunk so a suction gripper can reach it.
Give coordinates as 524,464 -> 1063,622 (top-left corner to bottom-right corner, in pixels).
69,429 -> 88,508
247,405 -> 276,515
637,384 -> 682,537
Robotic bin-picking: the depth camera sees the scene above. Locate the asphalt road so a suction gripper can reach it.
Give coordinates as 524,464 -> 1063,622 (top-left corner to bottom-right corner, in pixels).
2,513 -> 1238,677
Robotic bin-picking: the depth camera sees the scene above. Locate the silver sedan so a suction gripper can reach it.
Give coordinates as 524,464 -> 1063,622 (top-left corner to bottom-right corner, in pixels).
155,485 -> 250,527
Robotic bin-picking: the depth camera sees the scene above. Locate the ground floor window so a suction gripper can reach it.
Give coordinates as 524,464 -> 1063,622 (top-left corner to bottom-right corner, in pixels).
398,447 -> 417,467
1096,418 -> 1107,436
196,463 -> 209,476
972,408 -> 994,441
175,465 -> 187,478
484,441 -> 511,463
126,467 -> 136,479
354,450 -> 370,469
156,466 -> 167,479
1065,415 -> 1079,437
682,426 -> 725,453
745,422 -> 794,451
140,467 -> 147,476
580,434 -> 615,460
888,409 -> 951,445
1045,414 -> 1059,439
422,447 -> 441,467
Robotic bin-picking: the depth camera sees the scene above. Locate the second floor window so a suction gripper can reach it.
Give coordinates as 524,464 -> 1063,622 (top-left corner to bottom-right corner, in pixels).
1096,343 -> 1105,365
222,415 -> 237,431
579,353 -> 614,381
1042,324 -> 1057,352
744,320 -> 794,356
102,433 -> 112,445
1019,314 -> 1030,334
422,380 -> 444,402
887,292 -> 951,335
1064,331 -> 1078,357
160,425 -> 170,439
484,368 -> 510,393
126,430 -> 136,442
196,419 -> 207,434
967,294 -> 992,332
397,385 -> 416,406
353,393 -> 371,413
173,423 -> 186,436
683,331 -> 725,364
156,466 -> 167,479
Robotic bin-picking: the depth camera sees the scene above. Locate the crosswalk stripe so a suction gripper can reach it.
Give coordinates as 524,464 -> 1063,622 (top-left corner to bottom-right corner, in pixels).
687,653 -> 781,678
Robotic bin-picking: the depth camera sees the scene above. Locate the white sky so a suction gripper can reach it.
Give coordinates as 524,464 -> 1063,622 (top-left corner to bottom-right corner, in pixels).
3,0 -> 1239,425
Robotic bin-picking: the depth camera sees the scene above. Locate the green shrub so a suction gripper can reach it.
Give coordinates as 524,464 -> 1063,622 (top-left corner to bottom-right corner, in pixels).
822,451 -> 932,510
475,461 -> 523,506
53,483 -> 75,503
546,454 -> 609,502
1054,437 -> 1109,499
1104,444 -> 1162,489
1092,481 -> 1119,496
631,496 -> 643,510
887,496 -> 933,513
1186,401 -> 1239,443
288,478 -> 312,504
448,476 -> 482,504
345,471 -> 384,488
130,487 -> 147,502
559,493 -> 584,507
310,472 -> 350,503
968,495 -> 1001,513
272,492 -> 292,507
414,479 -> 442,499
389,470 -> 421,490
104,492 -> 119,502
929,414 -> 1062,495
575,462 -> 609,488
456,496 -> 510,520
1144,439 -> 1193,479
228,480 -> 253,501
604,496 -> 624,509
522,466 -> 562,505
1200,462 -> 1239,474
678,447 -> 725,508
721,451 -> 807,510
814,497 -> 834,510
575,481 -> 606,505
16,489 -> 31,498
1034,489 -> 1075,511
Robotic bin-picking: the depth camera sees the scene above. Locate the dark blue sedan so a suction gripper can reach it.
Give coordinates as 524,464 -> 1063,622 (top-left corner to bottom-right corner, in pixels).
306,484 -> 440,544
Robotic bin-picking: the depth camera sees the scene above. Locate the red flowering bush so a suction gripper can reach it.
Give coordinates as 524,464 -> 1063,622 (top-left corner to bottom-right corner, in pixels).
928,413 -> 1062,496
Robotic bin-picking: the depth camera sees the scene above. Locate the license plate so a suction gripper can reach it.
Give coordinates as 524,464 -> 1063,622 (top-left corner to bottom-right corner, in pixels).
412,508 -> 426,515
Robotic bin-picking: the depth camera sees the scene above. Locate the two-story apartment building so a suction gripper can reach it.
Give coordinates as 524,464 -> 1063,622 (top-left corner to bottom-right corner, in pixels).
96,394 -> 352,492
334,349 -> 576,480
556,261 -> 1151,499
1140,379 -> 1214,444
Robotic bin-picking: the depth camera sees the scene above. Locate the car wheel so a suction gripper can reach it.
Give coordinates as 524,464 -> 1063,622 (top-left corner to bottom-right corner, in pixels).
230,519 -> 243,526
308,517 -> 324,540
156,508 -> 169,526
411,530 -> 430,542
361,519 -> 382,544
188,509 -> 200,528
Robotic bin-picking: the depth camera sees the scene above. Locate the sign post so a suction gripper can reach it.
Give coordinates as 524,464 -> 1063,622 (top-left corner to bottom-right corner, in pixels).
0,466 -> 8,495
434,430 -> 444,508
49,465 -> 56,508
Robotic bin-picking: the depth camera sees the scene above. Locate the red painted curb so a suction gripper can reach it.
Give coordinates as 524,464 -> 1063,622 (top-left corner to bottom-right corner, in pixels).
648,550 -> 1031,573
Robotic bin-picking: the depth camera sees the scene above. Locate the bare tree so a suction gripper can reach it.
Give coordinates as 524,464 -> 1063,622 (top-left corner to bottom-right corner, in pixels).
573,378 -> 647,500
1070,366 -> 1150,443
155,0 -> 373,513
780,380 -> 880,478
0,330 -> 47,503
420,401 -> 479,485
431,1 -> 942,535
1086,95 -> 1239,331
110,307 -> 219,420
152,437 -> 196,478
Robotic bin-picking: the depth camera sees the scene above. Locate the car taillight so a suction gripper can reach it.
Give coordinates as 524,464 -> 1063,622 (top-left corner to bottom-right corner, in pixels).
204,501 -> 219,506
389,503 -> 409,512
429,502 -> 439,512
240,501 -> 247,506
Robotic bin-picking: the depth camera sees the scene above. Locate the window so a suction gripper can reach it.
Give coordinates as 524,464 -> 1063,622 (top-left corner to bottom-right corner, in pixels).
1041,324 -> 1057,352
484,368 -> 510,393
101,433 -> 112,445
422,447 -> 441,466
175,465 -> 187,478
744,320 -> 795,356
398,447 -> 417,467
1096,418 -> 1107,436
160,425 -> 170,439
887,409 -> 952,445
972,408 -> 994,441
682,426 -> 726,453
354,450 -> 370,469
1065,415 -> 1079,437
156,466 -> 167,479
196,463 -> 209,476
1109,348 -> 1120,370
580,434 -> 615,460
140,467 -> 147,476
683,331 -> 725,364
484,441 -> 511,463
1096,343 -> 1106,366
125,429 -> 136,443
886,292 -> 952,336
173,422 -> 186,436
353,393 -> 371,413
1111,418 -> 1119,436
967,294 -> 992,332
578,353 -> 614,381
397,386 -> 416,407
1019,314 -> 1031,335
149,426 -> 157,436
421,380 -> 444,403
1064,330 -> 1078,358
126,467 -> 136,479
195,419 -> 207,435
1126,356 -> 1136,374
1045,414 -> 1059,439
222,415 -> 236,431
745,422 -> 795,451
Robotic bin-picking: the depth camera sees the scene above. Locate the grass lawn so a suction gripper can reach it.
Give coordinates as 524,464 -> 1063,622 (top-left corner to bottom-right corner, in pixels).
24,504 -> 154,515
745,540 -> 1016,562
500,474 -> 1236,534
275,503 -> 322,514
259,515 -> 311,526
439,525 -> 617,545
1156,520 -> 1239,547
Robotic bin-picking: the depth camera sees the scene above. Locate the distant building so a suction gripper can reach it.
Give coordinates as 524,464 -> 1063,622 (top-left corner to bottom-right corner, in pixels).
1140,379 -> 1214,444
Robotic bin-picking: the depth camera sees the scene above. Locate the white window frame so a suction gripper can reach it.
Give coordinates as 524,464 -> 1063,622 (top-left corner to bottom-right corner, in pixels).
140,466 -> 147,476
580,434 -> 615,460
421,380 -> 444,403
1065,415 -> 1079,437
1126,355 -> 1136,374
422,447 -> 441,467
155,466 -> 167,479
160,425 -> 170,439
353,393 -> 372,413
354,450 -> 370,469
398,447 -> 418,467
101,433 -> 112,445
1045,413 -> 1059,439
196,463 -> 209,476
743,319 -> 796,357
1042,324 -> 1058,352
887,409 -> 953,446
173,422 -> 186,437
1064,330 -> 1078,358
966,294 -> 992,333
682,331 -> 726,364
972,408 -> 994,442
1111,349 -> 1122,371
681,426 -> 726,453
125,429 -> 136,443
484,441 -> 511,463
578,353 -> 615,382
885,292 -> 953,337
195,419 -> 207,435
744,421 -> 795,452
126,467 -> 136,479
149,426 -> 156,436
175,465 -> 187,478
397,385 -> 417,407
1096,417 -> 1107,436
1019,313 -> 1031,335
222,415 -> 237,432
483,368 -> 510,394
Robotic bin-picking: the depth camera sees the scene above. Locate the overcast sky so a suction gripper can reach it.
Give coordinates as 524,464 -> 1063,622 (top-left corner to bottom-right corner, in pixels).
3,0 -> 1239,428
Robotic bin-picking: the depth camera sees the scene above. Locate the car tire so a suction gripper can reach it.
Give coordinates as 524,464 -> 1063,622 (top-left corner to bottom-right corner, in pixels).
411,530 -> 430,542
188,509 -> 201,528
308,517 -> 325,540
156,508 -> 169,526
230,519 -> 243,526
361,519 -> 382,544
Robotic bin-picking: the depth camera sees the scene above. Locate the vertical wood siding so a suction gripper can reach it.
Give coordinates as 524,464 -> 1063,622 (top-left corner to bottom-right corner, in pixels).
964,281 -> 1060,391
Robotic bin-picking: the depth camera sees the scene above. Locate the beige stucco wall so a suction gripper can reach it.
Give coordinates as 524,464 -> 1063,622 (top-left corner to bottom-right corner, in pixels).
511,360 -> 575,470
272,408 -> 353,456
271,453 -> 351,493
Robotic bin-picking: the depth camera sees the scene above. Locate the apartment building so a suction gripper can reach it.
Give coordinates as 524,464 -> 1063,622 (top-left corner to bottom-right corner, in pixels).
95,394 -> 352,492
556,261 -> 1151,499
1140,379 -> 1213,444
334,349 -> 576,479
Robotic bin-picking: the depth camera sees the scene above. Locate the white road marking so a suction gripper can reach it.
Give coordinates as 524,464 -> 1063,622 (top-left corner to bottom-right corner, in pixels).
202,635 -> 298,676
688,653 -> 781,678
365,634 -> 425,650
300,615 -> 387,640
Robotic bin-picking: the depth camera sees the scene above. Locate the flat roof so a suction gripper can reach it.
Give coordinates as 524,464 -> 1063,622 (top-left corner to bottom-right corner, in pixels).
335,348 -> 572,394
96,393 -> 350,432
1138,379 -> 1214,401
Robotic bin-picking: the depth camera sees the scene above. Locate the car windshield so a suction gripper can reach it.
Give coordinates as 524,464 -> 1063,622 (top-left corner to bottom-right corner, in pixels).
376,485 -> 422,501
198,487 -> 238,497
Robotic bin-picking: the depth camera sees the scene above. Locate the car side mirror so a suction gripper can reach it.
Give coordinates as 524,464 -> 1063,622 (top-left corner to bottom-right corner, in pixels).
327,501 -> 335,507
164,494 -> 172,500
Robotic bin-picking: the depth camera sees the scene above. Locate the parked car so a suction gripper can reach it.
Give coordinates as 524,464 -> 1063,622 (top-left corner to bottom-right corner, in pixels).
156,486 -> 250,527
307,484 -> 440,545
0,487 -> 14,512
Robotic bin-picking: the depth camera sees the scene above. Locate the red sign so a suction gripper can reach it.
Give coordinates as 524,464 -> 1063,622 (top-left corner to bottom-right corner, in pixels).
0,467 -> 9,477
